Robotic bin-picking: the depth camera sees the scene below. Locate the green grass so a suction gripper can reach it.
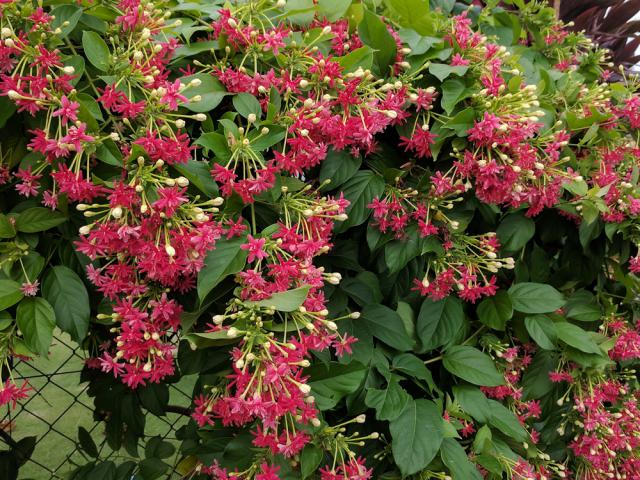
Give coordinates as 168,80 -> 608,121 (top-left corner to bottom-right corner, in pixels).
2,331 -> 195,480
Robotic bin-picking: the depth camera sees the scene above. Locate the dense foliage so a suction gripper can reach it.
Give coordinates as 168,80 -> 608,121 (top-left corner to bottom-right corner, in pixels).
1,0 -> 640,478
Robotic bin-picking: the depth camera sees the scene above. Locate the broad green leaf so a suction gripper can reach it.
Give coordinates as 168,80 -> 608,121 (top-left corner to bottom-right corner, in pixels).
508,282 -> 565,314
440,438 -> 483,480
246,286 -> 311,312
138,458 -> 168,480
486,399 -> 529,442
441,78 -> 469,114
319,150 -> 361,191
384,0 -> 433,35
195,132 -> 231,161
300,445 -> 323,479
197,236 -> 247,301
307,361 -> 367,410
317,0 -> 352,21
564,291 -> 601,322
358,9 -> 397,75
522,350 -> 556,400
334,171 -> 384,233
444,108 -> 475,136
173,160 -> 219,197
336,46 -> 374,73
0,96 -> 16,129
392,353 -> 434,385
443,346 -> 504,387
390,399 -> 443,476
477,291 -> 512,331
183,330 -> 238,349
384,226 -> 424,274
232,93 -> 261,119
51,5 -> 83,37
416,296 -> 464,352
454,386 -> 528,442
497,213 -> 535,251
524,315 -> 557,350
42,266 -> 90,342
0,280 -> 23,310
78,426 -> 98,458
181,73 -> 227,112
282,0 -> 316,25
365,379 -> 411,421
16,298 -> 56,356
82,31 -> 111,71
555,322 -> 601,354
361,304 -> 414,351
15,208 -> 67,233
145,436 -> 175,460
429,63 -> 469,82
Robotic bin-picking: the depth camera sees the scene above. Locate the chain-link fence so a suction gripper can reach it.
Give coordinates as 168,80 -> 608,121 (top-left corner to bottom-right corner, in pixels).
1,331 -> 194,479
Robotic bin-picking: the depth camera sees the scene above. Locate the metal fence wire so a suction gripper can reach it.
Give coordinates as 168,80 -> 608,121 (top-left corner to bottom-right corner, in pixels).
0,332 -> 193,479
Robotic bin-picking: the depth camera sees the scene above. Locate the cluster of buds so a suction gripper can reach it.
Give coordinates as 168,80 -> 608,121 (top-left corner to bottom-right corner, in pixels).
412,233 -> 514,303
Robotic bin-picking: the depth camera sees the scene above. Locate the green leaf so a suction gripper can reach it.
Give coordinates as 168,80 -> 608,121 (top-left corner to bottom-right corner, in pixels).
90,461 -> 117,480
138,458 -> 168,480
443,346 -> 504,387
441,78 -> 470,114
319,150 -> 361,191
82,31 -> 111,71
334,171 -> 384,233
195,132 -> 231,161
307,361 -> 367,410
384,0 -> 433,35
0,214 -> 15,238
440,438 -> 483,480
51,5 -> 83,37
555,322 -> 601,354
336,46 -> 374,73
233,93 -> 262,119
524,315 -> 557,350
0,280 -> 23,310
390,399 -> 443,476
508,282 -> 565,314
497,213 -> 535,251
365,378 -> 411,421
358,9 -> 397,75
78,427 -> 98,458
444,108 -> 475,136
300,445 -> 323,479
183,330 -> 238,349
245,286 -> 310,312
197,236 -> 247,301
15,208 -> 67,233
145,436 -> 175,459
416,296 -> 464,353
181,73 -> 226,112
16,298 -> 56,356
282,0 -> 316,25
477,291 -> 512,331
42,266 -> 90,343
173,160 -> 219,197
486,399 -> 529,442
429,63 -> 469,82
564,291 -> 601,322
0,96 -> 16,130
361,304 -> 414,351
392,353 -> 434,384
384,226 -> 424,274
317,0 -> 352,21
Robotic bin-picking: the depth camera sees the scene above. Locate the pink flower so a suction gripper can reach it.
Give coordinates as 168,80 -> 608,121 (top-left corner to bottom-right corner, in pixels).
241,235 -> 268,263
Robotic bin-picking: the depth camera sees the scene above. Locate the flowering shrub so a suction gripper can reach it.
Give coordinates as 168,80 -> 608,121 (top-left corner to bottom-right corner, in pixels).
0,0 -> 640,478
